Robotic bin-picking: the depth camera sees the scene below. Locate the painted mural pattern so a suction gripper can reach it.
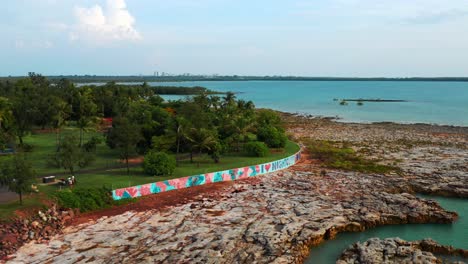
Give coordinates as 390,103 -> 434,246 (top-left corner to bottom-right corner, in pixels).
112,151 -> 301,200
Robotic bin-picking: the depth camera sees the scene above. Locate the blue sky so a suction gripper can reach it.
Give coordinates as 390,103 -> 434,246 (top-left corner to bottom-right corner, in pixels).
2,0 -> 468,76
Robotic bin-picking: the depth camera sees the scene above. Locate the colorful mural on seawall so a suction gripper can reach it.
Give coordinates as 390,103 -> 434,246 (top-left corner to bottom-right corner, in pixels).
112,151 -> 301,200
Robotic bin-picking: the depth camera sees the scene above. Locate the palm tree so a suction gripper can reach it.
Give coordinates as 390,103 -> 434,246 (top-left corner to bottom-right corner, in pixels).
186,128 -> 218,166
172,116 -> 189,166
77,116 -> 99,147
229,114 -> 254,152
222,92 -> 236,108
209,96 -> 221,111
77,90 -> 98,146
52,99 -> 71,146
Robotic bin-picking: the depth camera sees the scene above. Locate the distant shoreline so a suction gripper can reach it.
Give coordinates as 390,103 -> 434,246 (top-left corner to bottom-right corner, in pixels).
3,76 -> 468,83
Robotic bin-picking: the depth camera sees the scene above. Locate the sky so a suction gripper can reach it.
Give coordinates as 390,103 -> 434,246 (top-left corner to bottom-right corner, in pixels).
2,0 -> 468,77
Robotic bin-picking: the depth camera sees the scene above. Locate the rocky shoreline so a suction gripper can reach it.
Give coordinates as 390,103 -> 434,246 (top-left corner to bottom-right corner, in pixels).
338,238 -> 468,263
4,116 -> 468,263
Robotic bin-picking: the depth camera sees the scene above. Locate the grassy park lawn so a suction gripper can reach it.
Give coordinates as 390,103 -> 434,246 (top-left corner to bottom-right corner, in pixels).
67,140 -> 300,190
0,196 -> 45,220
22,128 -> 120,176
0,130 -> 300,220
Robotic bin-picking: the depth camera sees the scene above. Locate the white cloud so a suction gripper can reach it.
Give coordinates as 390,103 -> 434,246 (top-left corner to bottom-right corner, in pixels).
71,0 -> 141,43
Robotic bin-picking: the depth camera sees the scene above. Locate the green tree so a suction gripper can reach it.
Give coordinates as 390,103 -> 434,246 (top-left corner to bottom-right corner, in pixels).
257,126 -> 287,148
222,92 -> 237,109
0,97 -> 12,131
244,141 -> 269,157
49,134 -> 94,177
0,97 -> 15,150
0,155 -> 36,205
256,109 -> 282,128
76,88 -> 98,146
143,151 -> 176,176
11,79 -> 38,146
173,117 -> 189,165
50,98 -> 71,146
106,117 -> 142,175
186,128 -> 218,166
228,114 -> 254,152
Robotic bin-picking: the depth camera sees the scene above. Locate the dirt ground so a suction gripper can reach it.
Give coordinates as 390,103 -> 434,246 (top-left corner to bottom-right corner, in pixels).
71,178 -> 252,226
69,154 -> 307,226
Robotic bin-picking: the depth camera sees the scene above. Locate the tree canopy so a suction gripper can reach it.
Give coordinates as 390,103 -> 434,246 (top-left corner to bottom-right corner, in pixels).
1,73 -> 289,177
0,155 -> 36,204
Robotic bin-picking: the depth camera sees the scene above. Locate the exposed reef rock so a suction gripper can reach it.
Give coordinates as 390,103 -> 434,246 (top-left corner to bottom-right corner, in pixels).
6,169 -> 458,263
338,237 -> 468,264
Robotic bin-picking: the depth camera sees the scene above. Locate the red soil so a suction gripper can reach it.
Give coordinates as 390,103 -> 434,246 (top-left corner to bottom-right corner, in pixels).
119,156 -> 144,165
70,152 -> 306,226
71,180 -> 237,225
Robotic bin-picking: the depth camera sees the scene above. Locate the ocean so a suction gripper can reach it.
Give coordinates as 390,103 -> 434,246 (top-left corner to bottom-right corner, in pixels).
154,80 -> 468,126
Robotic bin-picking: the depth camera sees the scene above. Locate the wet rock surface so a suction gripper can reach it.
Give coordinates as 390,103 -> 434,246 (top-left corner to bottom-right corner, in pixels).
6,116 -> 468,263
337,237 -> 468,264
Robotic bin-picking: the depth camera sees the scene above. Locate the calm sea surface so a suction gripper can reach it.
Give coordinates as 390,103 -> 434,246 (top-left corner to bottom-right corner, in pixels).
155,81 -> 468,126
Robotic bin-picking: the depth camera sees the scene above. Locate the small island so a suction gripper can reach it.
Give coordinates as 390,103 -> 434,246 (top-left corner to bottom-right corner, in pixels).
336,98 -> 409,106
341,98 -> 408,102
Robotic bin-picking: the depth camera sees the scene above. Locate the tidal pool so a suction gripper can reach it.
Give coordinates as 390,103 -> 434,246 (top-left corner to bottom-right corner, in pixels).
305,195 -> 467,263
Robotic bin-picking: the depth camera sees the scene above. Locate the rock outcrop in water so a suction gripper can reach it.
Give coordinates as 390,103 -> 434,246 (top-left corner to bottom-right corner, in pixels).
338,237 -> 468,264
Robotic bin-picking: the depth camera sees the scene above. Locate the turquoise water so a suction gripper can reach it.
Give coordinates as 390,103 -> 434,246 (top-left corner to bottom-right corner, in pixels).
305,195 -> 468,264
154,81 -> 468,126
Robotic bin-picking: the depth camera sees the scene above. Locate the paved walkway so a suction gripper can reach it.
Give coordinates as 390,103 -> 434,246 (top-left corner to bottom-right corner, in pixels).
0,187 -> 17,204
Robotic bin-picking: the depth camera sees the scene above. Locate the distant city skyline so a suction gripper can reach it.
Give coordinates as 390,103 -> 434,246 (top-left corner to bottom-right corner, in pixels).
2,0 -> 468,77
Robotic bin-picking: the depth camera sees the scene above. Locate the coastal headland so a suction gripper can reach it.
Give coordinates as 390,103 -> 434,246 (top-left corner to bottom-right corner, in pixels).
5,114 -> 468,263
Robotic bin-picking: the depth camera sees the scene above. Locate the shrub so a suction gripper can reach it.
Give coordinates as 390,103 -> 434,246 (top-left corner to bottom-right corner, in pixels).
256,109 -> 282,127
244,141 -> 269,157
54,187 -> 113,212
143,151 -> 176,176
208,141 -> 225,163
257,126 -> 287,148
21,143 -> 34,152
306,140 -> 399,174
83,136 -> 102,153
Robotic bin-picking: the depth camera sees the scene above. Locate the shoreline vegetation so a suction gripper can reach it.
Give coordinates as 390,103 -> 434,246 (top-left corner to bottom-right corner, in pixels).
3,75 -> 468,83
149,85 -> 224,95
83,83 -> 224,95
